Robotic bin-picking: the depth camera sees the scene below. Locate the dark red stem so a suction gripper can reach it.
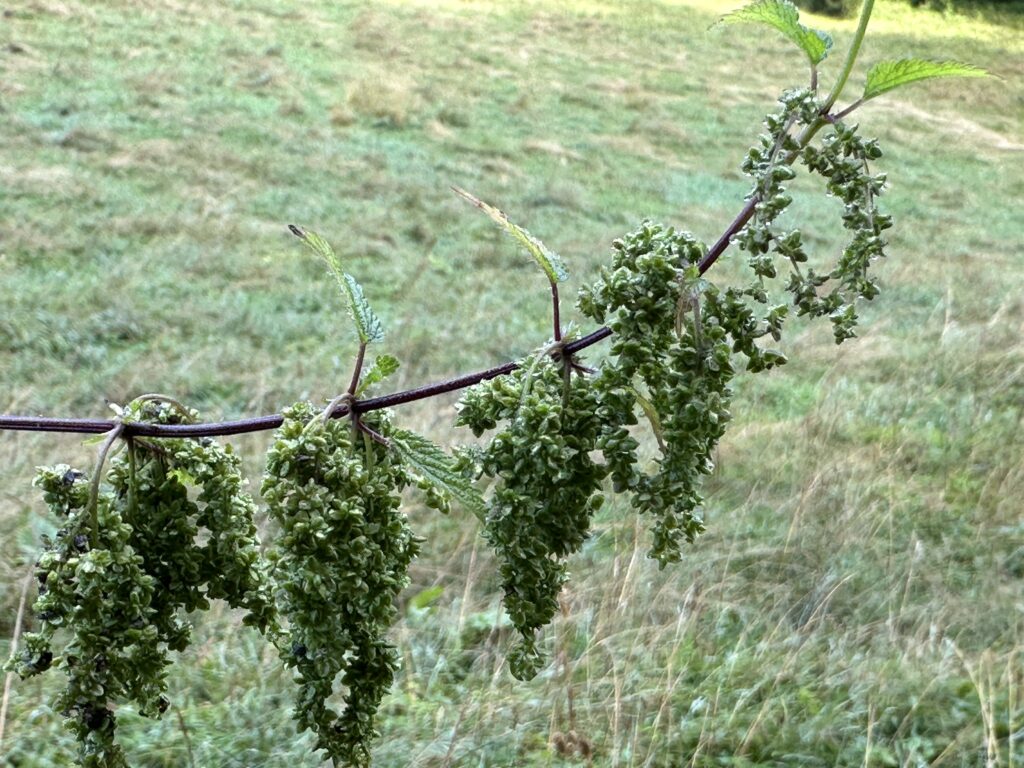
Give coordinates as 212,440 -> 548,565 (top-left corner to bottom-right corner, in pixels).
551,282 -> 562,342
698,198 -> 757,274
348,341 -> 368,396
0,328 -> 614,438
2,152 -> 769,441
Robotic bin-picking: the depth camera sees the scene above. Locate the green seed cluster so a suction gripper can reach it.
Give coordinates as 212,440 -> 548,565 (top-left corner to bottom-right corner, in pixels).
262,404 -> 420,766
737,88 -> 819,278
13,465 -> 156,768
737,88 -> 890,344
113,403 -> 276,636
800,121 -> 891,341
457,356 -> 608,679
579,223 -> 734,566
7,400 -> 272,767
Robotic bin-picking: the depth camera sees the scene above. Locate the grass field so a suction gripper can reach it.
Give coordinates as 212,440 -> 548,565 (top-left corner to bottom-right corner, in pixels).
1,0 -> 1022,765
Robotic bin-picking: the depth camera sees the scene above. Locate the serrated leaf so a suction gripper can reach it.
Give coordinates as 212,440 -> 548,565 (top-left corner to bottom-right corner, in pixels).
357,354 -> 400,396
389,429 -> 486,519
290,225 -> 385,344
863,58 -> 988,101
720,0 -> 832,66
452,187 -> 568,285
340,273 -> 384,344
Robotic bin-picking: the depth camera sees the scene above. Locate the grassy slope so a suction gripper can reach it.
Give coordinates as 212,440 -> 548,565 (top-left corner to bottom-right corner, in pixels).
1,0 -> 1022,765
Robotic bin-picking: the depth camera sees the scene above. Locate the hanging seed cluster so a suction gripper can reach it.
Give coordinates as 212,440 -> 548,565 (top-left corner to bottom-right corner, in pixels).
11,400 -> 273,768
578,225 -> 735,566
736,88 -> 891,344
262,404 -> 422,767
456,356 -> 613,679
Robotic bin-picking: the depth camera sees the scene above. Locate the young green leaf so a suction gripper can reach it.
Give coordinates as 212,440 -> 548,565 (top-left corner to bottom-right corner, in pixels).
288,225 -> 336,265
862,58 -> 988,101
389,428 -> 486,519
290,225 -> 384,344
356,354 -> 400,396
452,187 -> 568,285
720,0 -> 832,66
340,274 -> 384,344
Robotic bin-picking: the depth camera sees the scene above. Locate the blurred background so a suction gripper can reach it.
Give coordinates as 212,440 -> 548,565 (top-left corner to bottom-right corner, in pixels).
1,0 -> 1021,764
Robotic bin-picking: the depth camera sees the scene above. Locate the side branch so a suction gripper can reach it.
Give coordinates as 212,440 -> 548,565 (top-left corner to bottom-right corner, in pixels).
0,328 -> 614,439
699,198 -> 757,274
9,121 -> 800,441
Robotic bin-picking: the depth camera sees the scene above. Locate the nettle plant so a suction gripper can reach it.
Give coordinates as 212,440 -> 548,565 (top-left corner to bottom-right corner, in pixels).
3,1 -> 987,766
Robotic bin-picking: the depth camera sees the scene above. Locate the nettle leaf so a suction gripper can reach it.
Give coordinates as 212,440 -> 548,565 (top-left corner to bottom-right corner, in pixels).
452,187 -> 569,285
341,274 -> 385,344
290,225 -> 384,344
389,429 -> 486,519
863,58 -> 988,101
357,354 -> 400,396
720,0 -> 832,66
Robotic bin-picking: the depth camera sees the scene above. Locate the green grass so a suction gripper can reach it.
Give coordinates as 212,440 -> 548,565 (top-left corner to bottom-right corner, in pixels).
1,0 -> 1022,765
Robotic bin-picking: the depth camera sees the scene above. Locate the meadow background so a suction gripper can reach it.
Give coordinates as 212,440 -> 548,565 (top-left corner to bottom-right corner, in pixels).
1,0 -> 1022,765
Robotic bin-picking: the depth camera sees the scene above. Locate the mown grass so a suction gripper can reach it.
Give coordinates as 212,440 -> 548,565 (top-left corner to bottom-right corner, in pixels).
1,0 -> 1022,765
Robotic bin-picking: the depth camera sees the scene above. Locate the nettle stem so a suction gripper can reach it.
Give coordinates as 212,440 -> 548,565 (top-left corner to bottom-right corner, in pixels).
551,282 -> 562,343
832,98 -> 865,121
348,341 -> 368,396
0,328 -> 612,438
823,0 -> 876,112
